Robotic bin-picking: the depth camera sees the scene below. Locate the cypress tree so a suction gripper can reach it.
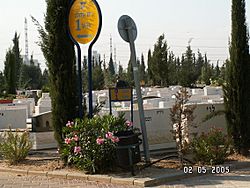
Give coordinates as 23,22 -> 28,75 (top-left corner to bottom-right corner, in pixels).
12,32 -> 22,87
147,49 -> 153,85
139,53 -> 146,82
179,46 -> 195,87
224,0 -> 250,154
4,49 -> 16,94
150,34 -> 169,86
108,55 -> 115,76
0,71 -> 4,95
34,0 -> 78,149
93,58 -> 104,90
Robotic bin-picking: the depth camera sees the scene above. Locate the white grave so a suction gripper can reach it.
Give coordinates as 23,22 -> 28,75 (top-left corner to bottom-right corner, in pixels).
0,106 -> 27,129
35,93 -> 51,114
13,98 -> 35,117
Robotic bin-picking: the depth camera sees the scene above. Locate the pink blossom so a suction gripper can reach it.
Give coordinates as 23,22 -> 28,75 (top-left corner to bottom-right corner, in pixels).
96,137 -> 105,145
73,135 -> 79,141
66,121 -> 73,128
105,132 -> 113,139
125,120 -> 133,127
111,136 -> 120,143
64,138 -> 71,144
74,146 -> 81,154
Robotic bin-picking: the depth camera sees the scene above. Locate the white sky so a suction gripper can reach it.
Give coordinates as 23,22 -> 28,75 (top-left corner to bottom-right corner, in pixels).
0,0 -> 250,71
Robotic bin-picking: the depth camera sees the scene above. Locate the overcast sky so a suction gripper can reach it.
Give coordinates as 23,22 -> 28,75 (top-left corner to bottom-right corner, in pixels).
0,0 -> 249,71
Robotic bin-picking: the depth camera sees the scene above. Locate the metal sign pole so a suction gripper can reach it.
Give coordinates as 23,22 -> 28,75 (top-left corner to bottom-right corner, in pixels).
117,15 -> 150,163
76,43 -> 83,118
127,31 -> 150,163
87,0 -> 102,118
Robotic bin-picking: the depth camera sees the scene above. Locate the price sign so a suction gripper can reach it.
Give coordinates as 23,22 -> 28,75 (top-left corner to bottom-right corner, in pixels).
69,0 -> 99,44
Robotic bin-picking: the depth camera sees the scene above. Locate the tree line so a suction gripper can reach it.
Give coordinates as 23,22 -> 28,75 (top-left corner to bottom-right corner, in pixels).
82,34 -> 225,91
0,32 -> 49,97
0,33 -> 225,96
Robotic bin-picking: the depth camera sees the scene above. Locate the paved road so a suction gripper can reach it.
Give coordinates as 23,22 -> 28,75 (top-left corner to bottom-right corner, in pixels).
0,172 -> 139,188
151,168 -> 250,188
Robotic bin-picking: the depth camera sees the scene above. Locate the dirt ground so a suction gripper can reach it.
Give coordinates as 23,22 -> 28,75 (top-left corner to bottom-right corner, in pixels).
1,151 -> 250,173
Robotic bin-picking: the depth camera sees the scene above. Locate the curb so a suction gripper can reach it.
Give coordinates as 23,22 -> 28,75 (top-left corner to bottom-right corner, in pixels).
1,161 -> 250,187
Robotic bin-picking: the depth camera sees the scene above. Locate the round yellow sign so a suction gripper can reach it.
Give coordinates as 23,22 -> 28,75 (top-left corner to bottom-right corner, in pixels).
69,0 -> 99,44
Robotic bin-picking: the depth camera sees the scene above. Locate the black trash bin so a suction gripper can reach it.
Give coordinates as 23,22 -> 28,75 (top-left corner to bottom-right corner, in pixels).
115,131 -> 141,168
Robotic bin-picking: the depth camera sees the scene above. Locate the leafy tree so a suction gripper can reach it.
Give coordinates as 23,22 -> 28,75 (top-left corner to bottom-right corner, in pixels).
118,63 -> 123,76
149,34 -> 169,86
108,55 -> 115,76
126,59 -> 134,86
0,71 -> 5,96
12,32 -> 22,86
117,63 -> 128,83
214,61 -> 220,78
41,68 -> 49,91
147,49 -> 153,85
139,53 -> 146,83
201,54 -> 212,85
19,56 -> 42,89
175,57 -> 181,84
4,49 -> 16,94
168,51 -> 177,85
224,0 -> 250,154
33,0 -> 78,149
195,50 -> 205,82
93,58 -> 104,90
179,46 -> 195,87
4,33 -> 23,94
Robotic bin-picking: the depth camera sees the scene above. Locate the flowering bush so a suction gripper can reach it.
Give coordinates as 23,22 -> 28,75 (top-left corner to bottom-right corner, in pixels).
191,127 -> 231,165
109,113 -> 140,134
60,114 -> 133,174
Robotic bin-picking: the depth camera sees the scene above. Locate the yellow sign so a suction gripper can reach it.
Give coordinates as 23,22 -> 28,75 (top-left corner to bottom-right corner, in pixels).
69,0 -> 99,44
110,88 -> 132,101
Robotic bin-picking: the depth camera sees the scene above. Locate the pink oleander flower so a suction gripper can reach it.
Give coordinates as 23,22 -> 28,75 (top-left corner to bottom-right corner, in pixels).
74,146 -> 81,154
111,136 -> 119,143
66,121 -> 74,128
125,120 -> 133,127
64,138 -> 71,145
73,134 -> 79,141
96,137 -> 105,145
105,132 -> 113,139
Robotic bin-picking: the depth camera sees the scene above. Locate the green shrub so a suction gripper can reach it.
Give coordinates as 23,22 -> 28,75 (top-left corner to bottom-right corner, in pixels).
191,127 -> 231,165
0,129 -> 32,164
61,114 -> 130,174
